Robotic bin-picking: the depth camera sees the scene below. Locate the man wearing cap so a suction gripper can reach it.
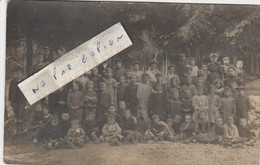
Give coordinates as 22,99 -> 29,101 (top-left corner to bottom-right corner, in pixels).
235,86 -> 250,123
222,57 -> 234,78
207,53 -> 223,83
146,60 -> 161,84
113,58 -> 126,81
176,53 -> 189,77
166,64 -> 180,85
131,61 -> 143,82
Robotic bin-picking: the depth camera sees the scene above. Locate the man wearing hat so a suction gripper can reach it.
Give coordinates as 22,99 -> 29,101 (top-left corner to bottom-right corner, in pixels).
235,86 -> 250,123
207,53 -> 223,83
166,64 -> 180,85
176,53 -> 189,77
113,58 -> 126,81
222,57 -> 234,78
146,60 -> 161,84
131,61 -> 143,82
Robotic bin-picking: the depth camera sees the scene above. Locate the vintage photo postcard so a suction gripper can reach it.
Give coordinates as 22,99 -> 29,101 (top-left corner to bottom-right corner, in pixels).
4,0 -> 260,164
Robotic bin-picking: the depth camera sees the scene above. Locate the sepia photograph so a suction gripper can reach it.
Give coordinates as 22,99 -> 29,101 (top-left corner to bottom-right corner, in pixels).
3,0 -> 260,164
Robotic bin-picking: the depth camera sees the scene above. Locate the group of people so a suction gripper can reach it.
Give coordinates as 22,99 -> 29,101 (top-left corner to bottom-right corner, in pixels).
8,52 -> 258,149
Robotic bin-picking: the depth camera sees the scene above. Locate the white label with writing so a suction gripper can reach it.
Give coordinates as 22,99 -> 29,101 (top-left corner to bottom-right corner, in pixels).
18,22 -> 132,105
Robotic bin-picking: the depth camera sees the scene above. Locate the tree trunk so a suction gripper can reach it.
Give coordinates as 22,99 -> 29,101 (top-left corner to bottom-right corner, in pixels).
26,38 -> 33,76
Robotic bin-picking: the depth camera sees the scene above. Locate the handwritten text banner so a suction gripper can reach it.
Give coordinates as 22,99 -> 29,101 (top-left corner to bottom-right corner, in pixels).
18,22 -> 133,105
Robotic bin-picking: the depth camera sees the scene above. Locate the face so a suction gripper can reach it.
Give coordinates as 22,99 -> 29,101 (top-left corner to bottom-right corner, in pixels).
100,84 -> 106,92
185,116 -> 192,123
223,59 -> 230,64
124,111 -> 131,119
107,70 -> 113,77
44,48 -> 50,56
186,77 -> 192,85
43,108 -> 49,116
189,60 -> 195,66
156,76 -> 163,82
199,113 -> 207,120
119,76 -> 125,84
152,116 -> 160,124
86,81 -> 94,89
14,71 -> 22,80
133,64 -> 140,71
73,83 -> 79,91
236,61 -> 243,68
38,55 -> 44,63
197,88 -> 203,95
171,78 -> 178,87
173,92 -> 179,99
227,117 -> 234,125
181,55 -> 186,61
140,110 -> 146,118
168,67 -> 175,74
238,89 -> 245,95
107,117 -> 115,124
239,119 -> 247,128
125,71 -> 131,77
72,122 -> 79,129
224,90 -> 231,97
91,68 -> 98,75
108,105 -> 116,113
215,82 -> 221,88
61,113 -> 70,121
209,86 -> 216,94
166,120 -> 173,127
151,63 -> 157,70
130,75 -> 137,83
51,119 -> 59,126
230,83 -> 237,89
86,113 -> 96,121
142,75 -> 149,83
202,65 -> 207,71
155,85 -> 162,92
186,69 -> 192,75
115,61 -> 122,68
216,118 -> 223,126
118,101 -> 126,110
174,115 -> 182,123
228,68 -> 236,76
211,56 -> 218,62
35,104 -> 42,112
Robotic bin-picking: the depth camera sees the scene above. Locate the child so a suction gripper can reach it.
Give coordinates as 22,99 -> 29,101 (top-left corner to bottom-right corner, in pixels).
97,82 -> 113,123
180,66 -> 193,85
207,85 -> 222,124
124,75 -> 139,116
100,115 -> 123,146
179,114 -> 195,140
189,57 -> 199,82
149,83 -> 167,120
213,79 -> 224,98
88,67 -> 102,92
82,110 -> 100,143
166,89 -> 181,119
31,54 -> 48,73
221,87 -> 236,123
124,69 -> 132,84
213,117 -> 224,143
200,64 -> 209,82
67,82 -> 84,122
194,111 -> 211,143
222,116 -> 239,145
83,80 -> 98,118
117,100 -> 128,117
60,112 -> 71,138
9,67 -> 27,134
236,60 -> 246,86
165,118 -> 175,139
137,73 -> 152,117
113,58 -> 126,81
166,65 -> 180,86
177,53 -> 188,77
236,86 -> 250,123
131,61 -> 143,82
104,104 -> 122,125
222,57 -> 234,78
103,68 -> 117,103
150,114 -> 174,141
137,110 -> 153,142
41,108 -> 53,126
29,102 -> 43,143
224,66 -> 243,87
166,76 -> 181,101
120,109 -> 139,144
116,76 -> 128,102
237,118 -> 256,146
172,114 -> 183,135
230,82 -> 239,99
192,86 -> 209,122
65,119 -> 86,148
48,87 -> 67,116
44,116 -> 63,150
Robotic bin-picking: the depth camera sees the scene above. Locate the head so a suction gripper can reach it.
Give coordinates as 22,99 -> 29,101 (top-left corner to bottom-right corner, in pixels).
106,68 -> 113,78
214,79 -> 223,89
133,63 -> 140,71
35,103 -> 43,112
91,67 -> 98,76
152,114 -> 160,124
42,108 -> 49,116
168,65 -> 176,74
108,104 -> 117,113
72,82 -> 80,91
119,76 -> 125,84
44,46 -> 50,56
125,70 -> 131,78
185,76 -> 192,85
189,58 -> 196,66
173,114 -> 182,123
209,85 -> 216,94
185,67 -> 192,75
115,60 -> 122,69
201,65 -> 208,72
51,116 -> 59,127
130,75 -> 137,84
118,101 -> 126,110
71,119 -> 80,129
237,88 -> 245,96
197,87 -> 204,96
155,73 -> 163,83
180,53 -> 186,61
124,109 -> 131,119
199,111 -> 207,121
210,53 -> 219,62
239,118 -> 247,128
154,83 -> 162,92
227,116 -> 234,125
172,90 -> 179,100
224,87 -> 232,97
223,57 -> 230,65
166,118 -> 173,127
14,68 -> 23,80
150,63 -> 157,70
86,80 -> 94,89
37,54 -> 44,63
216,117 -> 223,127
107,116 -> 116,124
61,113 -> 70,121
236,60 -> 243,69
140,110 -> 147,118
230,82 -> 238,90
99,82 -> 107,92
85,111 -> 96,121
170,77 -> 178,87
228,67 -> 236,77
184,114 -> 192,123
142,73 -> 150,83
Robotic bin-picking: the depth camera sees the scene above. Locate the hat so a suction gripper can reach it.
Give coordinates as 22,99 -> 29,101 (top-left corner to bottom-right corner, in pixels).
222,57 -> 229,61
114,58 -> 122,63
133,61 -> 141,66
235,86 -> 245,90
71,119 -> 80,125
44,46 -> 50,49
189,57 -> 196,61
149,60 -> 159,65
168,64 -> 176,69
210,53 -> 219,58
185,66 -> 193,71
107,103 -> 117,109
179,53 -> 186,57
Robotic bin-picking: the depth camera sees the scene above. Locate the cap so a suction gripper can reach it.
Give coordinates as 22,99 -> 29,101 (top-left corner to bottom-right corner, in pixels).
185,66 -> 193,71
168,64 -> 176,70
71,119 -> 80,125
222,57 -> 229,61
133,61 -> 141,66
189,57 -> 196,61
210,53 -> 219,58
